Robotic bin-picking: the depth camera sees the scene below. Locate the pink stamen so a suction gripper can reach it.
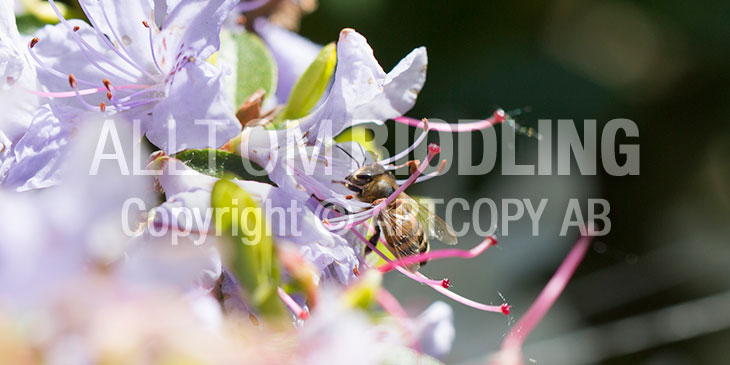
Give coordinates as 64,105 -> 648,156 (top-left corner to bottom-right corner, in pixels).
501,235 -> 592,351
26,84 -> 150,99
380,119 -> 429,165
395,159 -> 448,185
350,219 -> 508,314
277,287 -> 309,320
394,109 -> 507,133
372,144 -> 440,216
424,273 -> 507,314
349,227 -> 443,286
377,236 -> 497,273
376,287 -> 409,319
324,144 -> 441,230
501,303 -> 511,315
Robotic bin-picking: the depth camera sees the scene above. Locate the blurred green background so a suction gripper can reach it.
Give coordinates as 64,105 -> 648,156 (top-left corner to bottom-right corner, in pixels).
299,1 -> 730,363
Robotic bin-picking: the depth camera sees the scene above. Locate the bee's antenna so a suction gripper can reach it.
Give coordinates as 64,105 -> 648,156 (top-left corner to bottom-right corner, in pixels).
357,143 -> 367,168
505,106 -> 533,117
503,106 -> 543,141
335,144 -> 361,168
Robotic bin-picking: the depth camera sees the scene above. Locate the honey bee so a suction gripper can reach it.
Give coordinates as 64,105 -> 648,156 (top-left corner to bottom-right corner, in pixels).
344,162 -> 458,272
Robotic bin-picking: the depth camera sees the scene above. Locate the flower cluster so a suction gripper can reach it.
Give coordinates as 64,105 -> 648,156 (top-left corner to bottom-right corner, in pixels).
0,1 -> 589,364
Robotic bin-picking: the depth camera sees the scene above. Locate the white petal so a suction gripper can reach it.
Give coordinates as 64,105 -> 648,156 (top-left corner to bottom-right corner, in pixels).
79,0 -> 158,74
149,60 -> 240,154
1,104 -> 70,191
157,0 -> 238,62
300,29 -> 428,141
0,0 -> 24,89
414,301 -> 455,359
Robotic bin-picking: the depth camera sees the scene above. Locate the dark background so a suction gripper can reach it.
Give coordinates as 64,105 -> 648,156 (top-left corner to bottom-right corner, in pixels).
301,1 -> 730,363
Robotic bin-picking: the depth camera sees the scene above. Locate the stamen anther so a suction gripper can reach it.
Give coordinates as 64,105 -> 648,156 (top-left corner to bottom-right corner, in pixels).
30,38 -> 39,48
249,313 -> 259,326
68,74 -> 77,89
493,108 -> 507,123
142,20 -> 150,28
501,303 -> 511,315
437,159 -> 447,173
72,26 -> 80,32
99,102 -> 106,112
106,91 -> 112,100
428,143 -> 441,154
441,278 -> 450,288
102,78 -> 112,91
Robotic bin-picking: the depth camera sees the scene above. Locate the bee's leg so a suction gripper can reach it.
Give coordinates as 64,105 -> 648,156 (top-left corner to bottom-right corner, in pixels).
365,225 -> 381,255
333,180 -> 363,195
310,194 -> 351,215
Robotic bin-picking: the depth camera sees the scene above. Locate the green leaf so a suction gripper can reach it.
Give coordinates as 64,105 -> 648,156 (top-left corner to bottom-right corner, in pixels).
233,32 -> 278,107
15,14 -> 45,35
173,149 -> 273,184
211,178 -> 287,320
274,42 -> 337,126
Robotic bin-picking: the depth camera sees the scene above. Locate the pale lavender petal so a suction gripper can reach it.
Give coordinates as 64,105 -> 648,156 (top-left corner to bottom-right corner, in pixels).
159,0 -> 238,61
78,0 -> 157,73
218,268 -> 253,314
1,104 -> 70,191
0,1 -> 37,145
156,156 -> 221,197
0,118 -> 155,300
32,20 -> 144,107
413,301 -> 455,359
149,60 -> 240,154
0,0 -> 24,89
254,18 -> 322,103
121,230 -> 223,292
300,29 -> 428,141
155,155 -> 360,284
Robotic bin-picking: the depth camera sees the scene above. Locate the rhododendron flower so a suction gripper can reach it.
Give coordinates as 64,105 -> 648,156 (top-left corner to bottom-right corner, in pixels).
0,1 -> 40,187
240,27 -> 428,166
27,0 -> 241,154
152,155 -> 362,284
231,28 -> 512,316
0,2 -> 605,363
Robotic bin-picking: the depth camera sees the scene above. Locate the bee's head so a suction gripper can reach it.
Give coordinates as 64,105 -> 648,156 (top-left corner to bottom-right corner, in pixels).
345,164 -> 387,189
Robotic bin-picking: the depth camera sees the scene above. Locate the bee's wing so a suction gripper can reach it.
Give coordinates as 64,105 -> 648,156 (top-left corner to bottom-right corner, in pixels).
374,209 -> 422,272
401,194 -> 459,246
